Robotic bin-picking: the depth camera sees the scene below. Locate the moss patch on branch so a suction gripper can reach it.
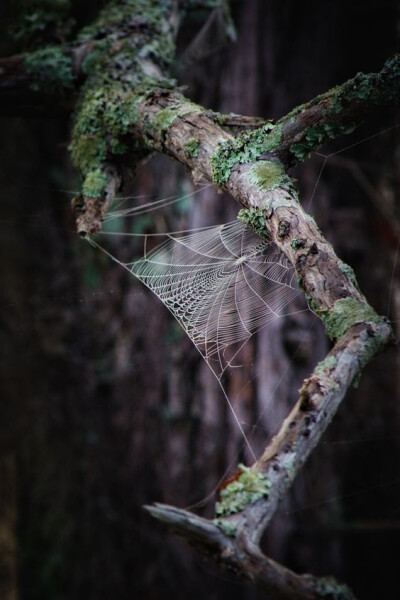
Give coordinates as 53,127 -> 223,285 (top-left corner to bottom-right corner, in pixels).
215,465 -> 271,517
210,122 -> 283,186
247,160 -> 292,191
287,54 -> 400,162
213,519 -> 237,537
317,298 -> 380,341
69,0 -> 177,197
237,207 -> 270,238
148,103 -> 201,141
184,138 -> 200,159
25,46 -> 74,93
290,121 -> 357,162
339,262 -> 360,291
314,355 -> 338,375
82,168 -> 108,198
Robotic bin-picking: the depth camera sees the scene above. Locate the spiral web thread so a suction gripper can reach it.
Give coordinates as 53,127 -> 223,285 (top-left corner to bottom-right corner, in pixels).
128,220 -> 301,380
89,190 -> 304,459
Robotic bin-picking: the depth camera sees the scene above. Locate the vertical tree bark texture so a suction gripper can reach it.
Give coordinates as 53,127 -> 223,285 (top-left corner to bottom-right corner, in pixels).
1,2 -> 400,599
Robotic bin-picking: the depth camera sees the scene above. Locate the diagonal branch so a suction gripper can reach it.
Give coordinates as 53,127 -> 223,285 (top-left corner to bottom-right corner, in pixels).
125,68 -> 396,597
263,55 -> 400,166
2,3 -> 398,597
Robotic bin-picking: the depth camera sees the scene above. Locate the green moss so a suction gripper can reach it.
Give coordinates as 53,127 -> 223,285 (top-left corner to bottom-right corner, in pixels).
71,85 -> 150,166
247,160 -> 291,191
213,519 -> 237,537
357,316 -> 392,367
148,103 -> 200,140
339,262 -> 360,291
291,238 -> 299,250
317,298 -> 379,341
237,207 -> 269,238
25,46 -> 74,93
287,55 -> 400,163
305,294 -> 320,314
213,113 -> 229,126
69,0 -> 178,192
215,465 -> 271,517
290,121 -> 357,161
78,0 -> 174,58
210,122 -> 283,186
184,138 -> 200,159
82,168 -> 108,198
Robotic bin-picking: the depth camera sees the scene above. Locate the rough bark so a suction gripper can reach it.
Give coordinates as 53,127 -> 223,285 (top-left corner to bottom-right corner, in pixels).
1,2 -> 399,599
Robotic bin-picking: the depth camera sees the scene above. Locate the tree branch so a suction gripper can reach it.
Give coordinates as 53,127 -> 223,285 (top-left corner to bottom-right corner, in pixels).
269,55 -> 400,165
0,44 -> 88,114
144,503 -> 356,600
125,76 -> 396,597
3,3 -> 398,597
62,7 -> 397,588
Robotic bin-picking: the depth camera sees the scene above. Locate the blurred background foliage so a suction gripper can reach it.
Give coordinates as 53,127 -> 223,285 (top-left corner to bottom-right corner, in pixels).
1,1 -> 400,599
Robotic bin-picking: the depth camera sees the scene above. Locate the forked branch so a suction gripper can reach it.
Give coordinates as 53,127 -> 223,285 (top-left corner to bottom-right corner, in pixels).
145,504 -> 356,600
1,2 -> 398,598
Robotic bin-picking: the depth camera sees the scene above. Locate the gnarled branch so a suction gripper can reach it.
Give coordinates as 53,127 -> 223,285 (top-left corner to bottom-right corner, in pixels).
1,2 -> 398,598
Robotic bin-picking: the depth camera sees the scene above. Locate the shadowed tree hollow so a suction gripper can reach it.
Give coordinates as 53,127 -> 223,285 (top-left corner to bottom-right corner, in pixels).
1,1 -> 400,599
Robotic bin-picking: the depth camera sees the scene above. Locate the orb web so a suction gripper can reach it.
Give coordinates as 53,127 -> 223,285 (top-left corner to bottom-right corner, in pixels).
129,220 -> 301,380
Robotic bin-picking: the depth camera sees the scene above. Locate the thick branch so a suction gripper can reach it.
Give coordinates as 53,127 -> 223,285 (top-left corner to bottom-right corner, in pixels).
4,4 -> 397,596
127,85 -> 394,598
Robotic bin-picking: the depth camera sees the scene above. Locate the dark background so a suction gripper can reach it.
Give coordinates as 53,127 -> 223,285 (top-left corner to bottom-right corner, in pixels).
1,1 -> 400,599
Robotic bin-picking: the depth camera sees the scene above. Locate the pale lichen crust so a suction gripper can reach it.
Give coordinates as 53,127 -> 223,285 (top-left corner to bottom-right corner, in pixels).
215,465 -> 271,517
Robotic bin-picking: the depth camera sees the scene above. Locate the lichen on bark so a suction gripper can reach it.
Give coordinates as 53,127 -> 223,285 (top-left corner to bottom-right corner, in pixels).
69,0 -> 178,198
317,298 -> 381,341
215,465 -> 271,517
24,46 -> 74,93
210,122 -> 283,185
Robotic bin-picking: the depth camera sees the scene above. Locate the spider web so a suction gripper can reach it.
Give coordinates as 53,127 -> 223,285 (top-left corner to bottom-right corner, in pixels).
129,220 -> 300,379
87,119 -> 400,463
89,187 -> 304,458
